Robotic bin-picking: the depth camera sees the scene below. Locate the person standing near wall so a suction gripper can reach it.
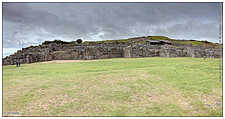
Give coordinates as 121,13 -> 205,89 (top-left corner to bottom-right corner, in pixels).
16,60 -> 18,67
18,58 -> 20,67
16,58 -> 20,67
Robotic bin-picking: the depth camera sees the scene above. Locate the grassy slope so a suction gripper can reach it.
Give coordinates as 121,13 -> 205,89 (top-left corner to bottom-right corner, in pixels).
40,36 -> 220,48
3,57 -> 222,116
84,36 -> 220,47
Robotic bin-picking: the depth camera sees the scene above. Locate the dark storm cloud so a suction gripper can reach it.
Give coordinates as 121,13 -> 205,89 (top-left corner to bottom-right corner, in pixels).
3,2 -> 222,57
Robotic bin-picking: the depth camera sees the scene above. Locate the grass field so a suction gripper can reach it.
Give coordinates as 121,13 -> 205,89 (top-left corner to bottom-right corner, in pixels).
3,57 -> 222,116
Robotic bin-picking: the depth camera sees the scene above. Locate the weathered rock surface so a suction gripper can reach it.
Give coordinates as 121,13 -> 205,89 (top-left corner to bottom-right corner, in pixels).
3,37 -> 222,65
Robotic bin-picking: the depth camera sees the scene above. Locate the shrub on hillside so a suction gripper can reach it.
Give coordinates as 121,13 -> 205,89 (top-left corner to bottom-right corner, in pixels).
76,39 -> 82,44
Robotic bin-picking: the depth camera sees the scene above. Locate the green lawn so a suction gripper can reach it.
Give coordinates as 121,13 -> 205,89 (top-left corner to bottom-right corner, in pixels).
3,57 -> 222,116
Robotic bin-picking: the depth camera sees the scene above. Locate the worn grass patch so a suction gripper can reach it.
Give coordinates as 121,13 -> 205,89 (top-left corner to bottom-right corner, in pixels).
3,57 -> 222,116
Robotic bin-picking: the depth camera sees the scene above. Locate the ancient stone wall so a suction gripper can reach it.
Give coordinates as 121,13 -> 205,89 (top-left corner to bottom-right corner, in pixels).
122,44 -> 222,58
3,41 -> 222,65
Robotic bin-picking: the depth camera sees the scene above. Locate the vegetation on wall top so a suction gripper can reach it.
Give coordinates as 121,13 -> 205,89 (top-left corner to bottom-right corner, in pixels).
41,36 -> 221,48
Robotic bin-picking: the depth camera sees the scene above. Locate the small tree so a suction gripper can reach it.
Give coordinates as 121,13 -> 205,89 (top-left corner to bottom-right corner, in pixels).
76,39 -> 82,44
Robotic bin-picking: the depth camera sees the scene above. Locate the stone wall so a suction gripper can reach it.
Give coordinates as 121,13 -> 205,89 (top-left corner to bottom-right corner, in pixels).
3,41 -> 222,65
123,44 -> 222,58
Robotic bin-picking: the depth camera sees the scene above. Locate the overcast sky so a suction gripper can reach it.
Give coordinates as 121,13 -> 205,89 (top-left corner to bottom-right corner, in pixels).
3,2 -> 222,57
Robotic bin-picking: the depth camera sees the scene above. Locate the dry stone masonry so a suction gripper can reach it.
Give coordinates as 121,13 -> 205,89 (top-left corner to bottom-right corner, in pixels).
3,36 -> 222,65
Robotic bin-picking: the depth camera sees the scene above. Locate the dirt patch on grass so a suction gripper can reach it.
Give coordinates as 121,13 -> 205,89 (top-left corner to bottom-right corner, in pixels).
199,93 -> 222,111
41,60 -> 97,64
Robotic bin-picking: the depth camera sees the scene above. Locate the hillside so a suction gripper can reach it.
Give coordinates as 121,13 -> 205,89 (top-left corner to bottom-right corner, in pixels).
40,36 -> 221,48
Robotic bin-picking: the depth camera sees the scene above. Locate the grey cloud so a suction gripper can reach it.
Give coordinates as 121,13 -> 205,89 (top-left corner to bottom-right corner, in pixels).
3,2 -> 222,57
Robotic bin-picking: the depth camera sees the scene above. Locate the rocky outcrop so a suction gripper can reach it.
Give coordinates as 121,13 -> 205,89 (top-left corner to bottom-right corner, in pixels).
3,37 -> 222,65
